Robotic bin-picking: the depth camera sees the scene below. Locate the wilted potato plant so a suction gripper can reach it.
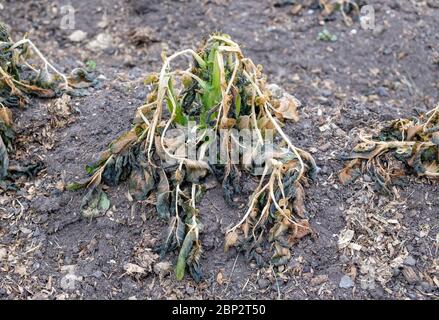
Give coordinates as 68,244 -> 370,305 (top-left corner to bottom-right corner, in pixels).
341,104 -> 439,194
0,22 -> 97,182
69,34 -> 317,282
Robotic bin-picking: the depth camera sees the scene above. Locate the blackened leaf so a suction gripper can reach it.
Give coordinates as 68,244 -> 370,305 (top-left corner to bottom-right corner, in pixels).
176,216 -> 186,246
102,152 -> 133,186
222,164 -> 241,206
160,217 -> 178,258
67,68 -> 98,89
292,183 -> 306,217
129,166 -> 155,200
80,187 -> 110,219
187,242 -> 203,283
156,169 -> 171,219
248,250 -> 265,267
268,221 -> 289,242
271,242 -> 291,266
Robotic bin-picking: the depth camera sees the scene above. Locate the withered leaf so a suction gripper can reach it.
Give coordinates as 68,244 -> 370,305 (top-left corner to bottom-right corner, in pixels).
224,230 -> 238,252
288,219 -> 312,245
292,183 -> 305,218
129,166 -> 155,201
109,130 -> 138,155
0,106 -> 12,127
187,242 -> 202,283
273,94 -> 299,122
156,169 -> 171,219
80,187 -> 110,219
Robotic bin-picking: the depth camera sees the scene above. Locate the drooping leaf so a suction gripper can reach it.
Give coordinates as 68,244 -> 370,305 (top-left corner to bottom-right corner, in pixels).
129,165 -> 155,201
339,159 -> 361,185
0,106 -> 12,127
67,68 -> 98,89
175,228 -> 195,281
156,169 -> 171,219
109,130 -> 138,155
187,241 -> 203,283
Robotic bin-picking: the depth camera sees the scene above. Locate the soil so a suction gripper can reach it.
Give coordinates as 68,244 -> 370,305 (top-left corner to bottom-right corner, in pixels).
0,0 -> 438,300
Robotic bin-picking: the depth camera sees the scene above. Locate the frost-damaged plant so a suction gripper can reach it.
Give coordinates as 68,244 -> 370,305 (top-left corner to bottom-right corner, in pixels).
69,34 -> 317,281
0,22 -> 97,181
340,104 -> 439,194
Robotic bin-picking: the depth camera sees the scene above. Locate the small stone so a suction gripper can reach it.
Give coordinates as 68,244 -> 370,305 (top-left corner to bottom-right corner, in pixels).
339,275 -> 355,288
60,274 -> 82,291
404,255 -> 416,266
377,87 -> 389,97
383,47 -> 393,55
185,285 -> 195,294
68,30 -> 87,42
320,89 -> 333,97
257,278 -> 270,289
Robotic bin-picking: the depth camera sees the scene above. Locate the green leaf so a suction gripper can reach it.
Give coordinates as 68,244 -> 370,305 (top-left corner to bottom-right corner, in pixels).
175,229 -> 195,281
235,91 -> 241,118
167,78 -> 187,126
65,178 -> 91,191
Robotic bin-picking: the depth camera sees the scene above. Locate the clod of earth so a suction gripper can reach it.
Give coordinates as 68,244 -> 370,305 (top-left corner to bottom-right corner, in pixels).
0,22 -> 98,186
69,34 -> 317,282
340,104 -> 439,194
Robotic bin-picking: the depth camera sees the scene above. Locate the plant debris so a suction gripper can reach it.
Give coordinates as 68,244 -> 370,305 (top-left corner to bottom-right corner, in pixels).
340,105 -> 439,194
69,34 -> 316,282
0,22 -> 97,186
